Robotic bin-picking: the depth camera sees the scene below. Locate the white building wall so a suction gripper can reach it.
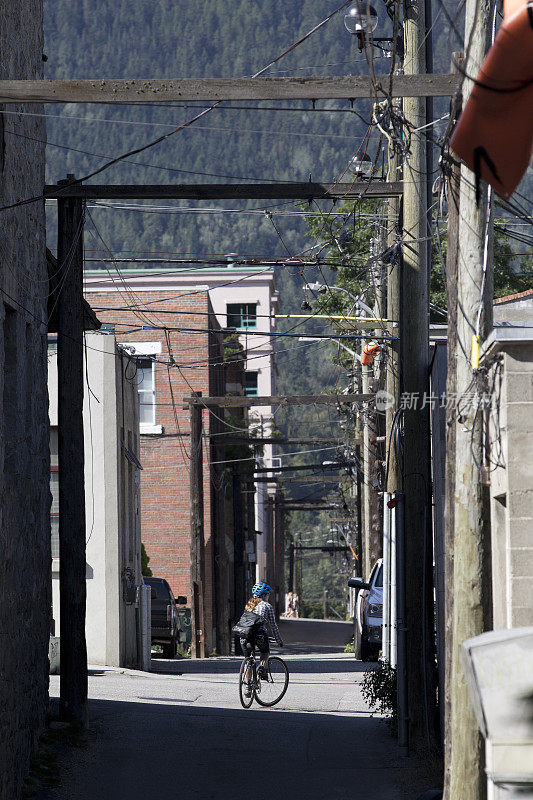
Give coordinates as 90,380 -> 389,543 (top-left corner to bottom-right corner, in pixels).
49,331 -> 141,666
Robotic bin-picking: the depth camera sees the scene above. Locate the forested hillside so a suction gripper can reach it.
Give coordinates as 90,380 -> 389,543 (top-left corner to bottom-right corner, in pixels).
40,0 -> 481,609
43,0 -> 462,254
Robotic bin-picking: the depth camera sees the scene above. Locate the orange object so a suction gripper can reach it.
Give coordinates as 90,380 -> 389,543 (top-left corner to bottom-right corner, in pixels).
450,0 -> 533,200
362,341 -> 380,365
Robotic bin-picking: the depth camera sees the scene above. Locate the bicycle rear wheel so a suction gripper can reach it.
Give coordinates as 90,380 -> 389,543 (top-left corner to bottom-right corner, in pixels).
238,659 -> 254,708
254,656 -> 289,707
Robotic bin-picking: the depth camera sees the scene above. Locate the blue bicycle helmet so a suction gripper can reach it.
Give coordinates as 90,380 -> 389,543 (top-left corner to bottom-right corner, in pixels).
252,582 -> 273,597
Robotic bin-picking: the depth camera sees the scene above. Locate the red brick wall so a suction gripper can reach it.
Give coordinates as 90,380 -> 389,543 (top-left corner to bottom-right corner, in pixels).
86,289 -> 222,650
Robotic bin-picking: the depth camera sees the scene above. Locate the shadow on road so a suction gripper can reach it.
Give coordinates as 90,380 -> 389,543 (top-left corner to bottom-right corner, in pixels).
47,696 -> 428,800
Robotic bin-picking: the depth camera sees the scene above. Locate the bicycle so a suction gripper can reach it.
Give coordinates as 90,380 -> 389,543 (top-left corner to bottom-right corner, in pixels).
238,640 -> 289,709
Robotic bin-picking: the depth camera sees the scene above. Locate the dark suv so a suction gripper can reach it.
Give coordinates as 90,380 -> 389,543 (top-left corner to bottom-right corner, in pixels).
144,577 -> 186,658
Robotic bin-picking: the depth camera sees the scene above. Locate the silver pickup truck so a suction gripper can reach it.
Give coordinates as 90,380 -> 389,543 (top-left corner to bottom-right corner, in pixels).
348,559 -> 383,661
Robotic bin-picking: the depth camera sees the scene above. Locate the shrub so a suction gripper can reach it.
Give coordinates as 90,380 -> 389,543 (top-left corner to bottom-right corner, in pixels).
360,661 -> 398,732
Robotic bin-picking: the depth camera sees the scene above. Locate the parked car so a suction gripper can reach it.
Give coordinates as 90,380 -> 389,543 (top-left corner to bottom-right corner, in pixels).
348,559 -> 383,661
144,577 -> 186,658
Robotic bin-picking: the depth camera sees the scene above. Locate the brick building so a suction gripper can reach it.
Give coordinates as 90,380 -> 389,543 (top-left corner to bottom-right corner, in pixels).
0,3 -> 51,798
83,285 -> 226,652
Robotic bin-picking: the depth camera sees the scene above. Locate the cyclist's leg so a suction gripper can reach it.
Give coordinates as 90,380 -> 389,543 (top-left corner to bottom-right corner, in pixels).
256,629 -> 270,674
240,638 -> 254,682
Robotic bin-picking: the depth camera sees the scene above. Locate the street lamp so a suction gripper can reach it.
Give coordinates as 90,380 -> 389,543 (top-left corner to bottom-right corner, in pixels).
303,282 -> 374,316
298,335 -> 363,364
344,1 -> 403,56
344,2 -> 378,41
348,153 -> 373,178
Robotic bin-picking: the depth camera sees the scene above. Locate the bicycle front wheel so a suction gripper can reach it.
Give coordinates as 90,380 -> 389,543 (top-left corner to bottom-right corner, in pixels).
254,656 -> 289,707
238,659 -> 254,709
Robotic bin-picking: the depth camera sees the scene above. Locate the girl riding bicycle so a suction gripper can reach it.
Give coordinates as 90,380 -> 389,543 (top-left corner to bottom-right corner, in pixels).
239,582 -> 284,697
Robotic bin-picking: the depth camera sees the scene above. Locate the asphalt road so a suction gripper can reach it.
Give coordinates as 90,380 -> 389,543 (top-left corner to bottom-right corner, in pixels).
47,620 -> 432,800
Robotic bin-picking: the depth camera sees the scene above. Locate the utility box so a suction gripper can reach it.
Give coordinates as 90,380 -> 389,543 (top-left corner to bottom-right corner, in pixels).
461,627 -> 533,799
177,608 -> 192,653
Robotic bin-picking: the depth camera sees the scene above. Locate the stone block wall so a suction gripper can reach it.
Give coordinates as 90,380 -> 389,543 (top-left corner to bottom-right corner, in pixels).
489,343 -> 533,630
502,345 -> 533,627
0,3 -> 51,799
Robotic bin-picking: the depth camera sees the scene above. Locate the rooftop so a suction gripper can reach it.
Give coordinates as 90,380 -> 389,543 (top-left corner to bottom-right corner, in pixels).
493,288 -> 533,305
84,265 -> 274,276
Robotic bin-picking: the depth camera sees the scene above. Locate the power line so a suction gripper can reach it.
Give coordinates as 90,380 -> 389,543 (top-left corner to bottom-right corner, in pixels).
0,0 -> 355,214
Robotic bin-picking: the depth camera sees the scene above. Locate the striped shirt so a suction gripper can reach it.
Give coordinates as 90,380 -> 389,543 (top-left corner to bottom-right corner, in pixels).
255,600 -> 283,646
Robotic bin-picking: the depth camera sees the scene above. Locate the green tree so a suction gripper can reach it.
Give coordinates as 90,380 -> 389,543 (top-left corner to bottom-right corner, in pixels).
141,543 -> 153,577
431,226 -> 533,320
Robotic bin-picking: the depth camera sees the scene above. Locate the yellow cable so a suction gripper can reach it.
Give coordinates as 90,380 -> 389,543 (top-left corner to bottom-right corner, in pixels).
275,313 -> 389,322
471,334 -> 480,370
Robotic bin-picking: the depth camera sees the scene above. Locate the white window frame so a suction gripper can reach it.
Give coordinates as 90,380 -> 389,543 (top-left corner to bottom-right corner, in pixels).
122,342 -> 163,435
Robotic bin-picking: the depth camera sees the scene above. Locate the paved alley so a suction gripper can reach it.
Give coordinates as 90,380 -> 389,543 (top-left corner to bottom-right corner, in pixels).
47,620 -> 433,800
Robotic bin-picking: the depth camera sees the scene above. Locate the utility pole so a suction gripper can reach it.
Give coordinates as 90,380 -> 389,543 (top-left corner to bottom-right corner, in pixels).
232,466 -> 244,655
385,141 -> 401,669
288,539 -> 295,592
446,0 -> 494,791
401,0 -> 432,753
189,391 -> 205,658
361,362 -> 378,577
443,52 -> 463,795
57,175 -> 88,726
362,227 -> 385,578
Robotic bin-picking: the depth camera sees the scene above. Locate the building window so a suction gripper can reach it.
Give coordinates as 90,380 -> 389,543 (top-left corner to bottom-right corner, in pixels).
137,358 -> 156,425
227,303 -> 257,329
123,342 -> 163,435
50,428 -> 59,559
245,371 -> 258,397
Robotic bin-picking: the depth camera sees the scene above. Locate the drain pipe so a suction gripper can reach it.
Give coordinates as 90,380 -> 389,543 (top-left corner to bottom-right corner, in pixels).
390,502 -> 397,668
382,493 -> 391,663
395,492 -> 409,755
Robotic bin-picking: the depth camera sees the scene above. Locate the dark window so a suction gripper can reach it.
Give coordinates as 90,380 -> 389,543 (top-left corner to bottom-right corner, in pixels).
245,372 -> 258,397
227,303 -> 257,329
374,565 -> 383,588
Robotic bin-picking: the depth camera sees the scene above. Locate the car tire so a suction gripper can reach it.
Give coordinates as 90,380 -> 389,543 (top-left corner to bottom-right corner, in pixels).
163,636 -> 177,659
360,632 -> 372,662
354,621 -> 362,659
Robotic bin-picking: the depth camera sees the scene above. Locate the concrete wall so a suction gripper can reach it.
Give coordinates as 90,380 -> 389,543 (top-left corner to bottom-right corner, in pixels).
488,342 -> 533,629
0,3 -> 50,798
49,332 -> 141,666
493,295 -> 533,325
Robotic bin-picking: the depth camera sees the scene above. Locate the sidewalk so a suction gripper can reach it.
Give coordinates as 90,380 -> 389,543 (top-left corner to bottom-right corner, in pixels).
46,643 -> 437,800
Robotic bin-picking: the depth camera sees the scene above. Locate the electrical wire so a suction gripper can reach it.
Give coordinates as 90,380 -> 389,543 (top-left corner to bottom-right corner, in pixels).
0,0 -> 356,214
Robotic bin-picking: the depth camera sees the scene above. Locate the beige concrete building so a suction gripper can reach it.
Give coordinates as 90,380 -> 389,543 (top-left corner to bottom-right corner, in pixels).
484,289 -> 533,629
48,330 -> 142,667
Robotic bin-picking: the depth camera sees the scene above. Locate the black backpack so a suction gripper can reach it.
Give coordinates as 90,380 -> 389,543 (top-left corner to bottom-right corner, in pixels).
231,610 -> 262,639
